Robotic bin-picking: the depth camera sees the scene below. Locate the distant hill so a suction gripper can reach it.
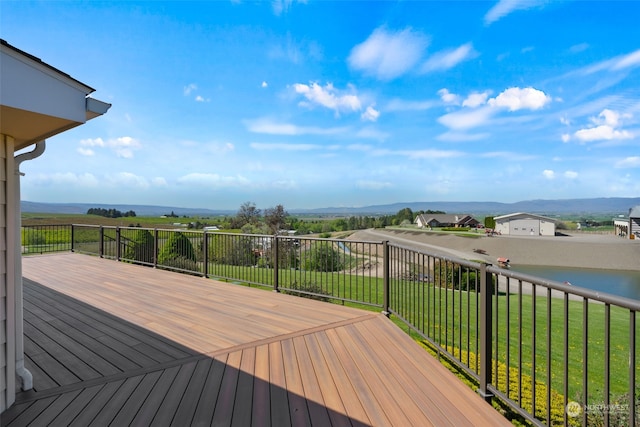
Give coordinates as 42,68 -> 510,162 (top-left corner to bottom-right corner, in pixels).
21,197 -> 640,217
20,201 -> 233,217
299,197 -> 640,216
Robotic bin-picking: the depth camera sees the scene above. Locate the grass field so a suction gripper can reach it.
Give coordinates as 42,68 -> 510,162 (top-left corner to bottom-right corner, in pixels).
21,212 -> 205,228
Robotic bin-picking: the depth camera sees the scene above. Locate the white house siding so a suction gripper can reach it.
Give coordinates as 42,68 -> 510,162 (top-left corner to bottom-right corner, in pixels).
0,135 -> 9,412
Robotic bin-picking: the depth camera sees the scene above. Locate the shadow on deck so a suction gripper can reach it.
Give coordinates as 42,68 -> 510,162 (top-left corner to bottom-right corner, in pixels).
2,253 -> 511,426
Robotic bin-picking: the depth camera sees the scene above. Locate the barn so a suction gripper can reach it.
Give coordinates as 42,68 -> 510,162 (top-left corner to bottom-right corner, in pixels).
493,213 -> 557,236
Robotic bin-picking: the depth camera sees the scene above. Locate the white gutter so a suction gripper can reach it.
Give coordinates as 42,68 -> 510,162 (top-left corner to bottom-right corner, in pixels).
12,140 -> 46,390
86,97 -> 111,120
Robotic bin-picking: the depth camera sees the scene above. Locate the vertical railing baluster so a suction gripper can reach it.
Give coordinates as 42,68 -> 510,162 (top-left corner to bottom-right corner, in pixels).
604,303 -> 611,427
583,298 -> 589,427
273,235 -> 279,292
563,293 -> 569,427
203,231 -> 209,277
630,310 -> 636,427
518,279 -> 523,407
531,284 -> 537,417
546,288 -> 552,426
382,240 -> 390,316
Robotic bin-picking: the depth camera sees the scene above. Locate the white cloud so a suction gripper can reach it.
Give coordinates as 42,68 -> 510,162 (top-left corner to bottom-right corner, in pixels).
271,0 -> 303,16
361,105 -> 380,122
177,172 -> 250,187
395,149 -> 465,160
581,48 -> 640,75
348,27 -> 429,80
613,49 -> 640,70
421,43 -> 477,72
542,169 -> 555,179
356,180 -> 393,190
438,106 -> 494,130
438,88 -> 461,105
293,82 -> 362,115
484,0 -> 546,25
437,132 -> 490,142
261,81 -> 268,88
78,136 -> 140,158
111,136 -> 141,158
77,147 -> 95,156
594,109 -> 629,127
152,177 -> 168,186
30,172 -> 99,187
615,156 -> 640,168
564,170 -> 578,179
183,83 -> 197,96
488,87 -> 551,111
574,109 -> 634,142
462,91 -> 491,108
561,133 -> 571,143
106,172 -> 149,188
575,125 -> 633,142
386,98 -> 437,111
245,118 -> 348,135
80,137 -> 105,147
250,142 -> 320,151
569,43 -> 589,54
355,127 -> 389,140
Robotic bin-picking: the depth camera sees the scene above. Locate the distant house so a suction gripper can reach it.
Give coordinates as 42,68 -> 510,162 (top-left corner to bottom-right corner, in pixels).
493,213 -> 556,236
415,213 -> 479,229
614,205 -> 640,239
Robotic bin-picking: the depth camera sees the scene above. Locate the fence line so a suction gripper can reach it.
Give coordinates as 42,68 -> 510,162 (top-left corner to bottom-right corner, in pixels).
22,224 -> 640,426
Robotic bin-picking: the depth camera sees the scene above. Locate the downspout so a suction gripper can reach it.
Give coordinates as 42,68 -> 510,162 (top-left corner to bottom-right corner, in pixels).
12,140 -> 46,390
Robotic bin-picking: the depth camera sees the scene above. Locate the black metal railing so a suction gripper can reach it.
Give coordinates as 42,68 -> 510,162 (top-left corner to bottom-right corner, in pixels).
23,224 -> 640,426
21,224 -> 72,254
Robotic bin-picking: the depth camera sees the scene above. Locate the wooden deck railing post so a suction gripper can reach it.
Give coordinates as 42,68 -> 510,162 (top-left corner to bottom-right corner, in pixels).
273,235 -> 280,292
382,240 -> 390,316
478,262 -> 493,402
70,224 -> 75,252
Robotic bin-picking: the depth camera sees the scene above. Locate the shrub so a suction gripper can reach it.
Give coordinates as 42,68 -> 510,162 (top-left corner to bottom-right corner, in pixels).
123,229 -> 155,263
23,230 -> 46,246
304,242 -> 342,272
158,232 -> 196,266
158,255 -> 199,273
284,281 -> 332,302
433,261 -> 494,291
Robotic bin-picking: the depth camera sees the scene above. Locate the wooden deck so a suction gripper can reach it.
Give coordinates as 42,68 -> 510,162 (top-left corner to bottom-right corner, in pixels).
2,253 -> 511,426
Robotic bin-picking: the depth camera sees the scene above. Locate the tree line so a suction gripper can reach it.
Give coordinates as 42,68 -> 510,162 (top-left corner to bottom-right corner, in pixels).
87,208 -> 137,218
210,202 -> 448,235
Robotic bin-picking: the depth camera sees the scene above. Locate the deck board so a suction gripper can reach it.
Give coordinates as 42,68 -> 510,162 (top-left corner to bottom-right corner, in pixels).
1,253 -> 513,426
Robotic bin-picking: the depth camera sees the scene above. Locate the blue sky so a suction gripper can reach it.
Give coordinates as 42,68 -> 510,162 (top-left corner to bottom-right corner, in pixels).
2,1 -> 640,210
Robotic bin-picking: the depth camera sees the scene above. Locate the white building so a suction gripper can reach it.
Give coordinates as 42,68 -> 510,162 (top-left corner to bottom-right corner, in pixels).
1,39 -> 110,413
493,213 -> 557,236
614,206 -> 640,239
